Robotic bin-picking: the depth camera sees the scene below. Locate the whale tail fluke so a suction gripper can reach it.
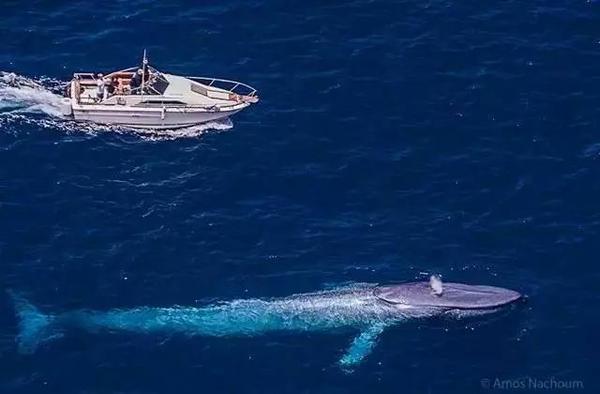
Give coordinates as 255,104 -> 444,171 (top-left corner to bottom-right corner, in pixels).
8,291 -> 62,354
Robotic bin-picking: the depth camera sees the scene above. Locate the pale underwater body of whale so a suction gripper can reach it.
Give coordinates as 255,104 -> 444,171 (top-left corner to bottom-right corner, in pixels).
10,278 -> 522,369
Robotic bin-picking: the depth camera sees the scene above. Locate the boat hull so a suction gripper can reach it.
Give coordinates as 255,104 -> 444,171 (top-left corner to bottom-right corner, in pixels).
71,104 -> 246,130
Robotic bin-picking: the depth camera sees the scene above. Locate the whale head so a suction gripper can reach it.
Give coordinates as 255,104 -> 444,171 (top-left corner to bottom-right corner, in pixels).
374,277 -> 522,316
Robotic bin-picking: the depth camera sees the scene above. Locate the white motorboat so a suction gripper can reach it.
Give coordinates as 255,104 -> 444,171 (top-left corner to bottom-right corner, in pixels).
61,53 -> 258,129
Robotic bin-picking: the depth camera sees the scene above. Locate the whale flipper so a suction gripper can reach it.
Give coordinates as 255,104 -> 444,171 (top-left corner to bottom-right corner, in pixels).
339,323 -> 386,370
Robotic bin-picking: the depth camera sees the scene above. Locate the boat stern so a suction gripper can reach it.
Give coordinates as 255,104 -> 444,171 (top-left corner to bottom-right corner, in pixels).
60,97 -> 73,117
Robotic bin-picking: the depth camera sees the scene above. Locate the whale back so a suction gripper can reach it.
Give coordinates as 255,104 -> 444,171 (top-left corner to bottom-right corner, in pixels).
374,282 -> 521,309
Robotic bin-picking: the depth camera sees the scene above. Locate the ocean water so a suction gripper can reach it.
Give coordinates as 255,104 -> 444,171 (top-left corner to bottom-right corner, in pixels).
0,1 -> 598,393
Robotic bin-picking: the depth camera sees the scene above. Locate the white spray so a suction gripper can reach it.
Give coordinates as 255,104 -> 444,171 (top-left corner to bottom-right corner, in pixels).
430,275 -> 444,296
0,71 -> 66,117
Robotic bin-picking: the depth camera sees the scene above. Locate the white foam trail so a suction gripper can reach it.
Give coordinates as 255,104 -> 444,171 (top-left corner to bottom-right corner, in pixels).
130,119 -> 234,141
0,71 -> 66,117
0,111 -> 234,140
0,71 -> 234,140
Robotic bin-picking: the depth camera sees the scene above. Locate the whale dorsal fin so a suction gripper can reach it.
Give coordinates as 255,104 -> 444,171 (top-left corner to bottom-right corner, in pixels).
338,323 -> 387,371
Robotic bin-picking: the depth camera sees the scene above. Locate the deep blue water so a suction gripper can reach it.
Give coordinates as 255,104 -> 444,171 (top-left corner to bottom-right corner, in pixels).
1,1 -> 598,393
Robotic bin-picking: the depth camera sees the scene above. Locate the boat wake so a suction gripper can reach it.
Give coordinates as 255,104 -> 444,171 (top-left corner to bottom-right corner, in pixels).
0,71 -> 66,117
129,119 -> 234,141
0,71 -> 233,140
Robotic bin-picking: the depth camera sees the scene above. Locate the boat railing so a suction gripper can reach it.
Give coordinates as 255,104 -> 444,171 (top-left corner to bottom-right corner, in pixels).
72,69 -> 258,107
186,76 -> 258,98
74,70 -> 162,99
73,73 -> 99,85
75,70 -> 258,97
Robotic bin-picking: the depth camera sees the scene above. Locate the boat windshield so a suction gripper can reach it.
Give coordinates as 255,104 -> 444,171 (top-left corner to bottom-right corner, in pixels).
149,69 -> 169,94
132,66 -> 169,95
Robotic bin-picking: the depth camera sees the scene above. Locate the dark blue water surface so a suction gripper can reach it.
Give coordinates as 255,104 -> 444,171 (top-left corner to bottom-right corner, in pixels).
1,1 -> 599,393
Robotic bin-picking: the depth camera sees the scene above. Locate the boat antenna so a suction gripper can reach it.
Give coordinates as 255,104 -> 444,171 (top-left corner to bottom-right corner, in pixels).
141,49 -> 148,100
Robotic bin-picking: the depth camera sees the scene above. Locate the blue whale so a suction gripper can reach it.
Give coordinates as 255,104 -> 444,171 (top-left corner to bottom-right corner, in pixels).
11,278 -> 521,369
